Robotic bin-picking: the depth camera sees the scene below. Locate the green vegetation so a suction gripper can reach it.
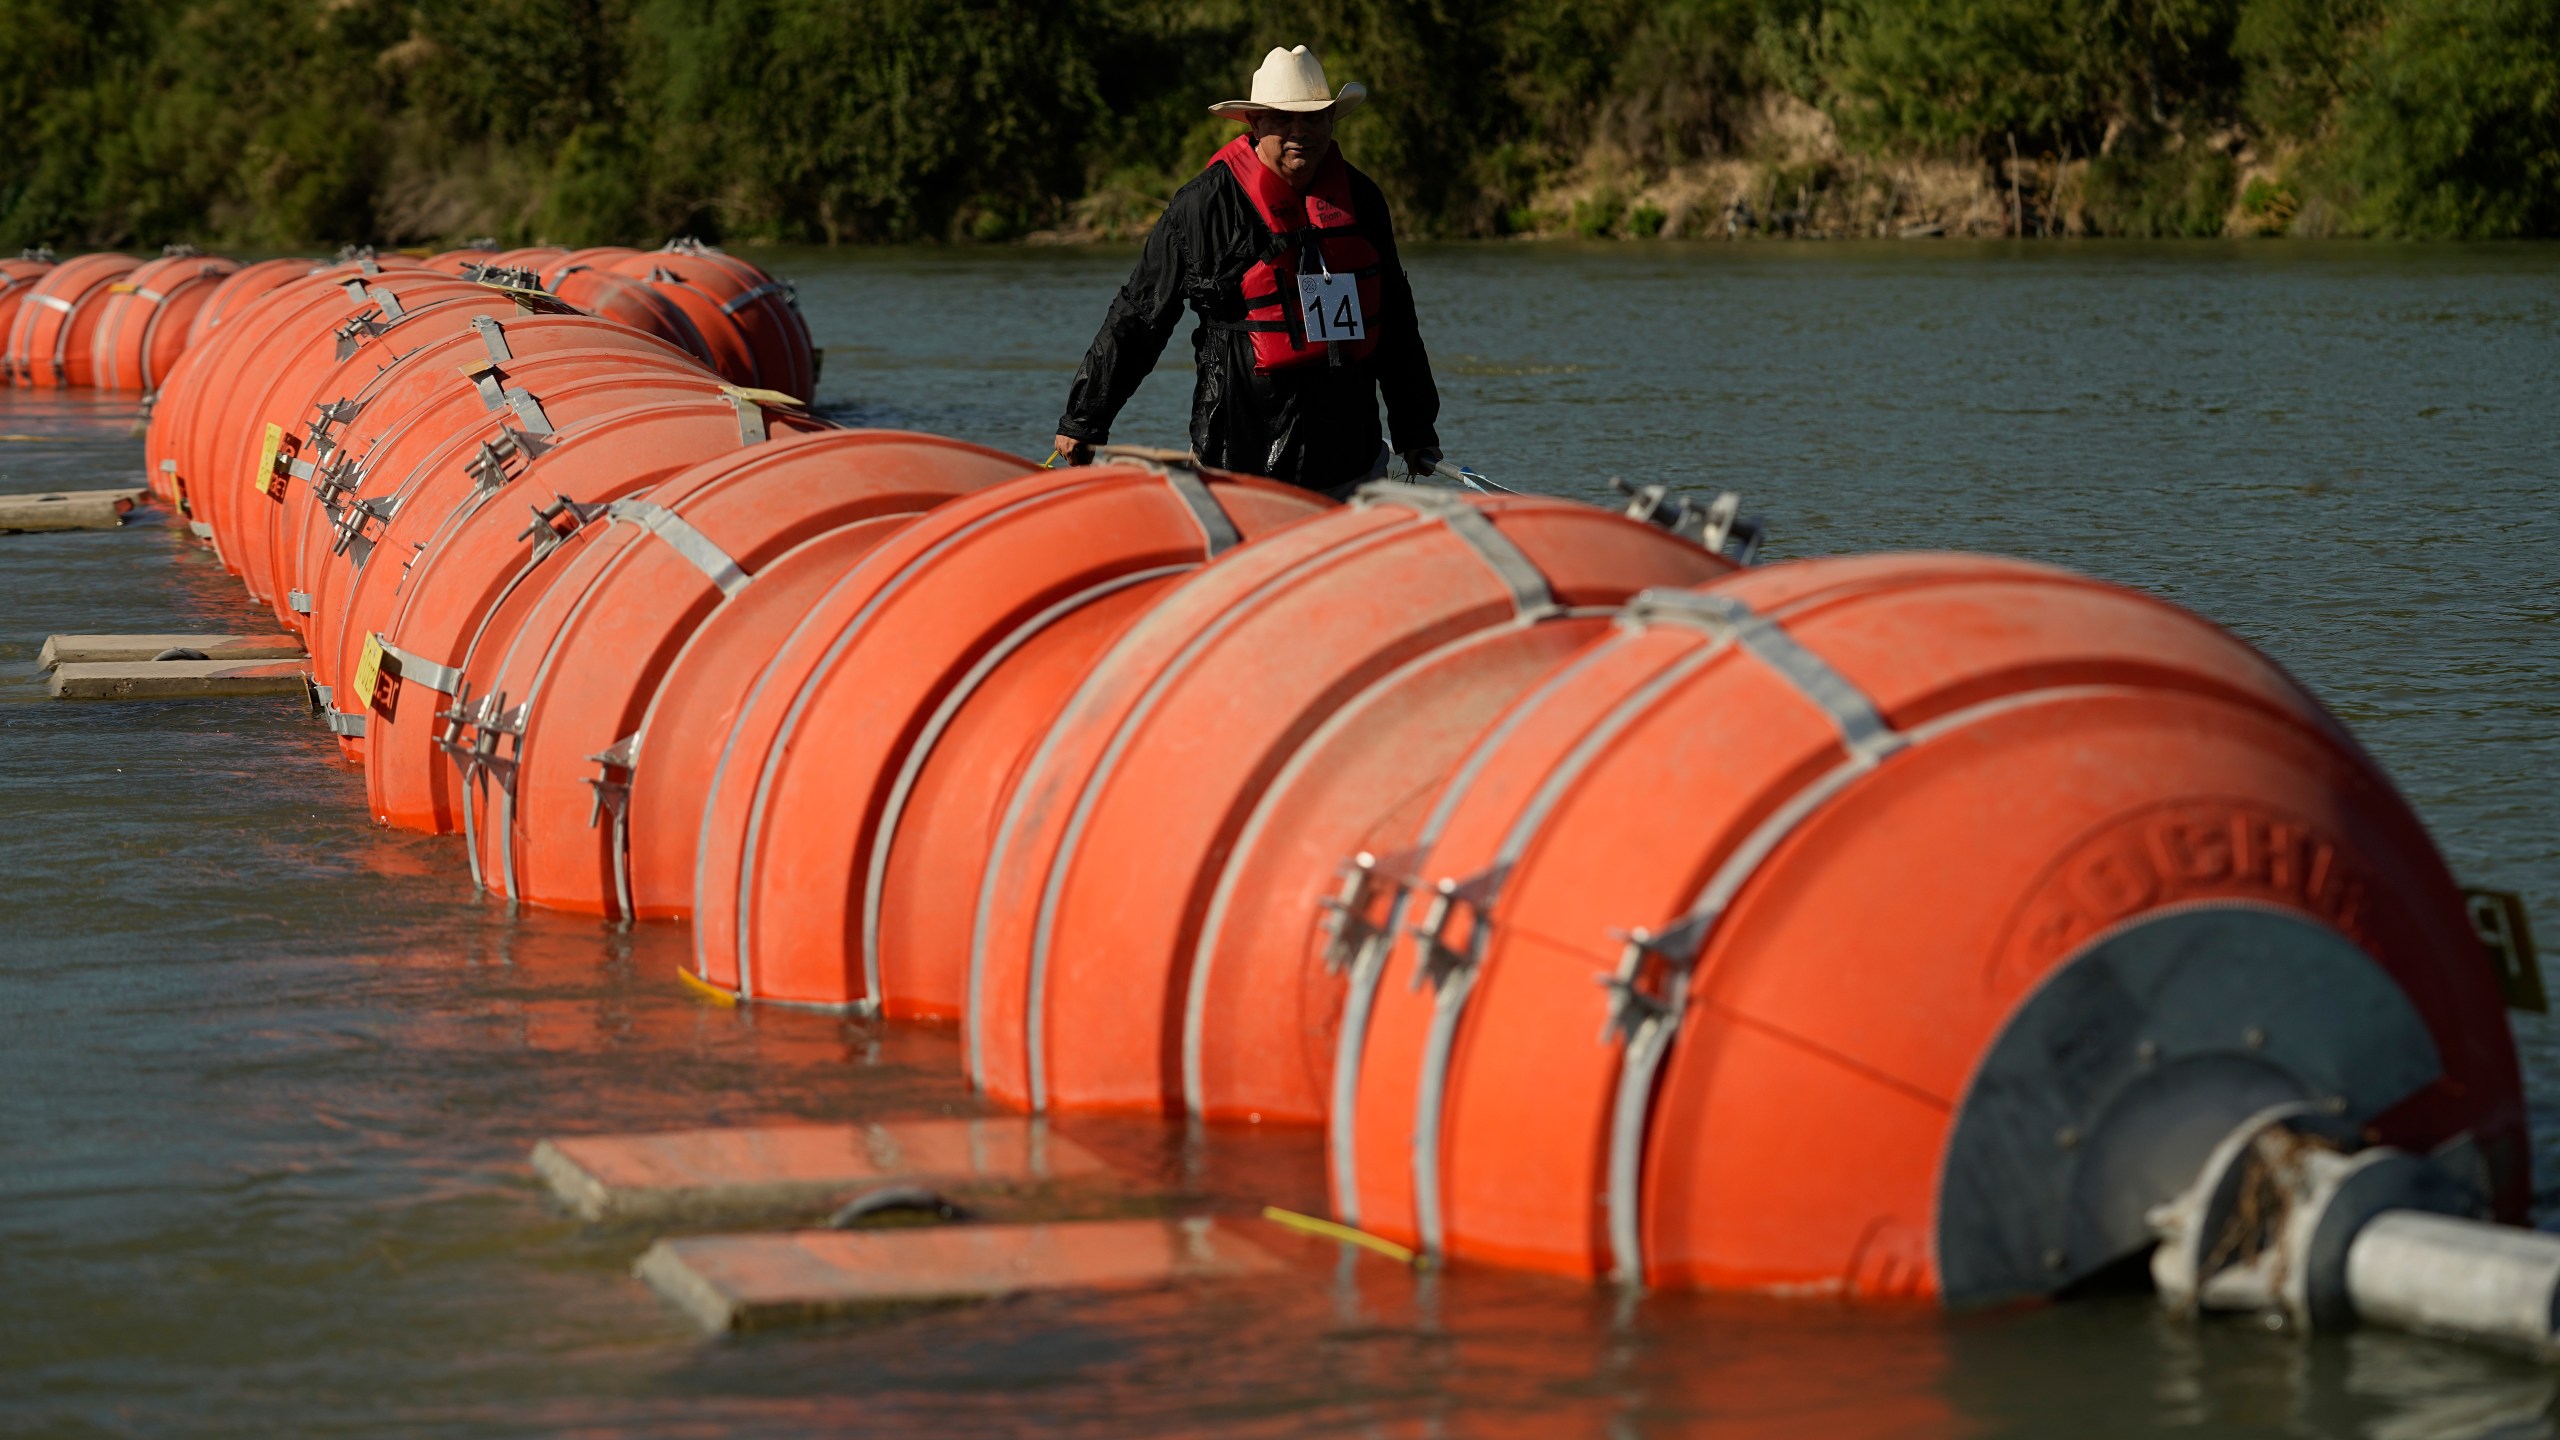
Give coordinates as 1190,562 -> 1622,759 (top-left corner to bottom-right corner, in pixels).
2,0 -> 2551,247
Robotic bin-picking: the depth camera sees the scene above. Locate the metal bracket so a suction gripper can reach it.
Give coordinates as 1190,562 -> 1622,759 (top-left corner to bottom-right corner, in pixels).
1406,865 -> 1510,994
1318,849 -> 1415,976
436,683 -> 528,795
520,494 -> 609,559
328,494 -> 397,565
585,733 -> 642,920
287,589 -> 313,615
1604,479 -> 1765,564
470,314 -> 513,363
1597,914 -> 1710,1046
465,427 -> 554,494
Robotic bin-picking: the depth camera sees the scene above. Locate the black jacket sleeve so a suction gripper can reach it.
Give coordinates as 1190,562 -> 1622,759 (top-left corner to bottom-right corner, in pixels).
1359,173 -> 1441,458
1056,196 -> 1194,444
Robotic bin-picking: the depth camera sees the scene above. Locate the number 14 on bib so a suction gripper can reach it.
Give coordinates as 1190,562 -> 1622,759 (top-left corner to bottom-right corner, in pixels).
1297,271 -> 1365,343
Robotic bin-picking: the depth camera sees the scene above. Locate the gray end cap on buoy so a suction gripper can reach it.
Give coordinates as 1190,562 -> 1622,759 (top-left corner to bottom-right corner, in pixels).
1933,905 -> 2443,1308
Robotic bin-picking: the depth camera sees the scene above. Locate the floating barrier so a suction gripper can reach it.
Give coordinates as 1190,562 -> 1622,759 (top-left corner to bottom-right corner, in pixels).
5,251 -> 139,387
688,456 -> 1333,1015
451,428 -> 1034,910
965,485 -> 1736,1115
1331,552 -> 2523,1300
33,235 -> 2548,1358
0,252 -> 57,368
90,250 -> 240,393
607,241 -> 816,402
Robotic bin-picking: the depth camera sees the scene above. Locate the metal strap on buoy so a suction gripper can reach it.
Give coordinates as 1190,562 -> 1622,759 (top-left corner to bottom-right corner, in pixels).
603,499 -> 750,596
717,280 -> 786,315
1355,481 -> 1557,620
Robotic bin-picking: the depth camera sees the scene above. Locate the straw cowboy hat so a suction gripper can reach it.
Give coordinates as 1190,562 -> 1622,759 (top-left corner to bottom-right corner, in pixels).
1208,45 -> 1367,118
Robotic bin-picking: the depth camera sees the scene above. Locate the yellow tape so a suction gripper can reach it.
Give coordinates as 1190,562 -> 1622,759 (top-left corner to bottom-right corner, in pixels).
1260,1205 -> 1425,1266
107,282 -> 138,295
674,964 -> 741,1008
252,422 -> 286,497
718,384 -> 807,409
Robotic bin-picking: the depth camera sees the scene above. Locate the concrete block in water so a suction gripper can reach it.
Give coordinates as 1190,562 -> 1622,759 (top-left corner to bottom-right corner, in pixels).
532,1117 -> 1117,1224
635,1218 -> 1282,1333
48,659 -> 309,700
0,488 -> 149,533
40,633 -> 307,669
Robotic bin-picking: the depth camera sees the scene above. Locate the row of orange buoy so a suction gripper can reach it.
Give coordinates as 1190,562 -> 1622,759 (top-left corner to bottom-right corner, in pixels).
62,240 -> 2525,1307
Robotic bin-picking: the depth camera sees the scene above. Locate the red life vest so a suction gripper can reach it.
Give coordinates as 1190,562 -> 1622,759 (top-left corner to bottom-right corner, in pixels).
1210,134 -> 1385,371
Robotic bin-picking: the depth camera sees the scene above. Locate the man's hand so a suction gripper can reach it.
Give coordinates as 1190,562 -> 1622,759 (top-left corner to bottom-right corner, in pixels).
1052,434 -> 1094,467
1402,448 -> 1443,478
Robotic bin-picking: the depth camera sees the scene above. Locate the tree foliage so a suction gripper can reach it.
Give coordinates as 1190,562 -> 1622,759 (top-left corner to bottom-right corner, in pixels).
0,0 -> 2549,246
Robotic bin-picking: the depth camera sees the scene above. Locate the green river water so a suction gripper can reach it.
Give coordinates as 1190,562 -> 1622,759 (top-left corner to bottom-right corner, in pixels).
2,242 -> 2555,1437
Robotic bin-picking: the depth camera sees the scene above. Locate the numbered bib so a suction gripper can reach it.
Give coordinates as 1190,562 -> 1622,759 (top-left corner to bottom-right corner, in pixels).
1297,271 -> 1365,344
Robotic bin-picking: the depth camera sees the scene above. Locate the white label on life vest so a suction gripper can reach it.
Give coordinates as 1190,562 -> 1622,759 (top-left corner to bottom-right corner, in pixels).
1297,272 -> 1364,343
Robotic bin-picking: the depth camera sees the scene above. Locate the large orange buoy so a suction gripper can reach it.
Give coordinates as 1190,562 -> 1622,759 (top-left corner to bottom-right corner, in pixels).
0,253 -> 57,367
90,251 -> 240,393
292,331 -> 718,688
967,485 -> 1734,1115
540,248 -> 640,288
1329,552 -> 2524,1305
154,260 -> 430,554
459,430 -> 1036,914
203,277 -> 498,603
349,384 -> 823,827
182,258 -> 313,349
147,261 -> 316,504
608,242 -> 815,401
548,266 -> 719,374
5,252 -> 140,387
260,300 -> 703,638
689,458 -> 1331,1017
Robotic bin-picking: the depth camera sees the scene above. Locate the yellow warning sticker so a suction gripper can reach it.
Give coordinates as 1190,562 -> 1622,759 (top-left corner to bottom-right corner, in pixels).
353,633 -> 388,713
253,422 -> 286,497
107,282 -> 138,295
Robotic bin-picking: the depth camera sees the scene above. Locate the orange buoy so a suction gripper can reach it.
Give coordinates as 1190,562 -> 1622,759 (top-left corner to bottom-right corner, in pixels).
346,382 -> 820,827
261,301 -> 703,637
90,252 -> 240,393
5,252 -> 140,387
423,245 -> 499,274
203,277 -> 498,603
290,326 -> 718,686
459,430 -> 1037,914
549,266 -> 718,372
540,248 -> 640,288
1329,552 -> 2524,1303
968,485 -> 1733,1115
155,260 -> 427,557
0,253 -> 57,368
690,458 -> 1331,1016
182,258 -> 313,349
608,242 -> 814,400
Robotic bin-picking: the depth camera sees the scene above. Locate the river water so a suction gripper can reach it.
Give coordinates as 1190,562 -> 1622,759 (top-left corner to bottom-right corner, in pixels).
3,242 -> 2555,1437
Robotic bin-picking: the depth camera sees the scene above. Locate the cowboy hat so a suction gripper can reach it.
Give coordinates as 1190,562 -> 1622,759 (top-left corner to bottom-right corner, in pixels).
1208,45 -> 1367,119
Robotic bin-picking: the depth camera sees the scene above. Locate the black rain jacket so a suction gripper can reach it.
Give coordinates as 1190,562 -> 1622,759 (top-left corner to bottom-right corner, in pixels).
1055,151 -> 1440,494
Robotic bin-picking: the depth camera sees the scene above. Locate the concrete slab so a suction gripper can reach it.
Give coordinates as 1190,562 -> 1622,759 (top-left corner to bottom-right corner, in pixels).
48,659 -> 311,700
40,633 -> 308,669
532,1117 -> 1119,1224
0,488 -> 149,533
636,1218 -> 1282,1333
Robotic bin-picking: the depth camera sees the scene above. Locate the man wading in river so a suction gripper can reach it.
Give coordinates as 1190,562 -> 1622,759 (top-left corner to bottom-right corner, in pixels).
1052,45 -> 1440,496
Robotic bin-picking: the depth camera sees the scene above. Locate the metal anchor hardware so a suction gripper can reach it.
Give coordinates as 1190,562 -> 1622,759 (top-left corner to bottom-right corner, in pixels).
1406,865 -> 1509,994
1318,849 -> 1414,975
1604,477 -> 1766,564
465,426 -> 554,494
520,494 -> 609,558
436,683 -> 529,795
328,494 -> 397,565
1597,914 -> 1709,1046
584,735 -> 638,830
